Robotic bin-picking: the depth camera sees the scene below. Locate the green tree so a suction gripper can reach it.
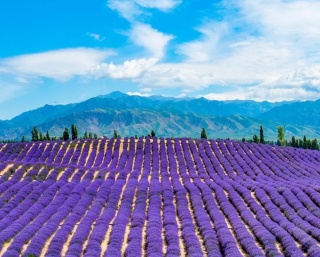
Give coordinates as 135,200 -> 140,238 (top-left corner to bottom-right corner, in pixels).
83,131 -> 88,139
113,130 -> 118,139
94,133 -> 98,139
89,132 -> 93,139
39,132 -> 43,141
253,134 -> 259,143
21,136 -> 26,143
312,139 -> 319,150
277,126 -> 285,146
303,135 -> 307,149
151,130 -> 156,137
200,128 -> 207,139
31,127 -> 39,141
63,128 -> 69,141
259,126 -> 264,144
46,131 -> 50,141
291,136 -> 296,147
71,124 -> 78,140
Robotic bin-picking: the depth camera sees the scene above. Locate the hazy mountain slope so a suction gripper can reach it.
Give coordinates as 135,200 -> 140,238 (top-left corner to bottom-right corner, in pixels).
96,91 -> 284,117
0,92 -> 318,140
7,108 -> 320,140
1,104 -> 75,129
19,110 -> 259,139
259,99 -> 320,127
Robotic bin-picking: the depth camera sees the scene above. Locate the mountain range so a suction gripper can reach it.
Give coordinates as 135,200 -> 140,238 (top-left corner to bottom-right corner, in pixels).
1,91 -> 319,140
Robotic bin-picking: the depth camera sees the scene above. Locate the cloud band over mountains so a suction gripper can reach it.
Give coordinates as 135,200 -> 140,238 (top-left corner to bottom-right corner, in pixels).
1,0 -> 320,105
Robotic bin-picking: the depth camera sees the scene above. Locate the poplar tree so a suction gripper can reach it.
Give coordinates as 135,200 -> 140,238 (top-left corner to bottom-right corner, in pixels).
277,126 -> 285,146
312,139 -> 319,150
200,128 -> 207,139
31,127 -> 39,141
259,126 -> 264,143
71,124 -> 78,140
46,131 -> 50,141
63,128 -> 69,141
303,135 -> 307,149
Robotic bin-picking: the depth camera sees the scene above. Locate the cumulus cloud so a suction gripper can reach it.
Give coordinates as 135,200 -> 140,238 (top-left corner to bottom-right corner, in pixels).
108,1 -> 141,21
178,22 -> 229,63
239,0 -> 320,39
205,85 -> 320,102
3,0 -> 320,103
129,23 -> 173,58
0,48 -> 114,81
108,0 -> 181,20
127,91 -> 151,97
108,0 -> 175,61
93,57 -> 158,79
135,62 -> 216,89
130,0 -> 320,101
131,37 -> 296,89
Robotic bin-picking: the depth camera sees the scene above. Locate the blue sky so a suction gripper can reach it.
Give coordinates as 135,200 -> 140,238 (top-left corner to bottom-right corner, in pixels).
1,0 -> 320,119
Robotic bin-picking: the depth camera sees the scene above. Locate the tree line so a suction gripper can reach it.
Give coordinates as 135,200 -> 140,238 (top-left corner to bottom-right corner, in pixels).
248,126 -> 319,150
28,127 -> 156,142
113,129 -> 156,139
30,125 -> 319,151
0,125 -> 319,152
276,126 -> 319,150
28,125 -> 98,142
200,126 -> 319,150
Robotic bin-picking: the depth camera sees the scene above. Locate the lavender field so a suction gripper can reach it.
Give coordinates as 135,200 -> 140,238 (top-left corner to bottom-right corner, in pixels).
0,137 -> 320,256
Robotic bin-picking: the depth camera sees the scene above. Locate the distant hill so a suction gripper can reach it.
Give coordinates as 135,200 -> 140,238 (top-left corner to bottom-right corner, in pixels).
0,91 -> 319,140
259,99 -> 320,127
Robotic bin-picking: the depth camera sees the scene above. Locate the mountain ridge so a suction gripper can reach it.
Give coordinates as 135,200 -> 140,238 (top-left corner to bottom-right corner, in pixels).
0,92 -> 319,140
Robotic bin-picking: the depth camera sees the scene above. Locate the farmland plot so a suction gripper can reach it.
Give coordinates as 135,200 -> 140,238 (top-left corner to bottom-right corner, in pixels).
0,137 -> 320,256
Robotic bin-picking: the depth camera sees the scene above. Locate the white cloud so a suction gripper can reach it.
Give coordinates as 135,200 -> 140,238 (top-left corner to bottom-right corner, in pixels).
132,37 -> 296,89
88,33 -> 105,42
108,1 -> 141,21
0,48 -> 114,81
135,62 -> 216,89
0,83 -> 22,103
129,23 -> 173,58
141,87 -> 152,93
178,22 -> 229,63
201,65 -> 320,102
129,0 -> 320,101
135,0 -> 181,11
107,0 -> 181,21
108,0 -> 175,60
201,87 -> 320,102
3,0 -> 319,103
93,57 -> 158,79
127,91 -> 151,97
240,0 -> 320,39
